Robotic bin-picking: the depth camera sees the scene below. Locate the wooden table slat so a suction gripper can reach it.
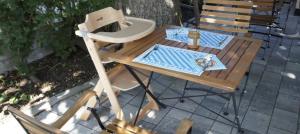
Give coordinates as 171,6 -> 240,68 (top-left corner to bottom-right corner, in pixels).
217,40 -> 251,79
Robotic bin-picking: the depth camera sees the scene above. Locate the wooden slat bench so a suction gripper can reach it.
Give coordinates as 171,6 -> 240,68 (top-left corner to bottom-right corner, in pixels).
4,90 -> 193,134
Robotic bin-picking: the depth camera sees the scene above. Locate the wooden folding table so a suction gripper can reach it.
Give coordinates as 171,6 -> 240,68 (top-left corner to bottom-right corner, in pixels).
105,26 -> 263,132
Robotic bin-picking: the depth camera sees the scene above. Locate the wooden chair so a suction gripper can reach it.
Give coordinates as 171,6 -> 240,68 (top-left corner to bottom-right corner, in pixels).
75,7 -> 159,121
249,0 -> 281,27
245,0 -> 286,49
199,0 -> 253,35
4,90 -> 193,134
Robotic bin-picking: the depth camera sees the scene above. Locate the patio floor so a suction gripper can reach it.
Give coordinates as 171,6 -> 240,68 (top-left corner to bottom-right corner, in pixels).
1,1 -> 300,134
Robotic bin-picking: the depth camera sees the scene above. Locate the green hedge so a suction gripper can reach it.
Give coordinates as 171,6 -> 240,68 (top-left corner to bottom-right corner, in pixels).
0,0 -> 115,74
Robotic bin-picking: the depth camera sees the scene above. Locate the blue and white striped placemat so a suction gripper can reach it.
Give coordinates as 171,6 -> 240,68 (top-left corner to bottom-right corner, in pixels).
133,44 -> 226,76
165,28 -> 234,50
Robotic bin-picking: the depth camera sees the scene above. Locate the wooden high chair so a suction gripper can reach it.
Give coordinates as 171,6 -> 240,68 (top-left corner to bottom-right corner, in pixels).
4,90 -> 193,134
75,7 -> 159,122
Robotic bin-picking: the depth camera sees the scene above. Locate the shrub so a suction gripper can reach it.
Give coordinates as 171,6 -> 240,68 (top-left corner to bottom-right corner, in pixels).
0,0 -> 115,74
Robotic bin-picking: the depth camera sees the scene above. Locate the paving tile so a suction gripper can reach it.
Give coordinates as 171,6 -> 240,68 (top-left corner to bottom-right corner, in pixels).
69,124 -> 95,134
231,128 -> 262,134
122,104 -> 139,121
160,97 -> 179,106
242,111 -> 271,134
158,88 -> 180,99
269,108 -> 298,133
190,79 -> 212,87
194,97 -> 225,119
35,110 -> 81,132
280,77 -> 300,98
190,114 -> 214,132
169,78 -> 187,91
235,95 -> 252,111
128,91 -> 150,107
249,95 -> 275,116
211,122 -> 232,134
137,120 -> 156,130
216,98 -> 248,125
207,130 -> 230,134
183,89 -> 206,104
154,75 -> 176,87
152,73 -> 161,79
143,107 -> 171,124
268,127 -> 293,134
21,100 -> 52,117
285,62 -> 300,75
0,114 -> 28,134
103,92 -> 134,108
254,84 -> 278,104
150,80 -> 169,95
36,111 -> 61,124
191,128 -> 207,134
78,106 -> 114,131
266,54 -> 287,73
289,45 -> 300,63
175,99 -> 198,113
166,108 -> 192,120
61,117 -> 83,132
125,86 -> 143,96
51,97 -> 76,115
276,93 -> 300,113
154,116 -> 181,134
247,64 -> 265,89
259,71 -> 282,89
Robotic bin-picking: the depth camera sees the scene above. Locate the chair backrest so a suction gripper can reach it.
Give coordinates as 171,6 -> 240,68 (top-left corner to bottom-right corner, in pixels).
78,7 -> 126,32
199,0 -> 253,34
251,0 -> 276,12
4,106 -> 66,134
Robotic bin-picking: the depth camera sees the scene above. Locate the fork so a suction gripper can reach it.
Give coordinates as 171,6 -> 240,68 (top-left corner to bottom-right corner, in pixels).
218,36 -> 229,46
175,28 -> 184,36
143,45 -> 159,59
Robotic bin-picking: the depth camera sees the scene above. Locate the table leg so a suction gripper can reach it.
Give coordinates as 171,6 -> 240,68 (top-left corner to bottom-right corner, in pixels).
124,65 -> 166,108
179,80 -> 189,103
231,92 -> 243,133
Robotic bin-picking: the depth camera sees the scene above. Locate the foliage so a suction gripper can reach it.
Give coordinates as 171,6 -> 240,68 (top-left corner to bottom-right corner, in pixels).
0,0 -> 115,74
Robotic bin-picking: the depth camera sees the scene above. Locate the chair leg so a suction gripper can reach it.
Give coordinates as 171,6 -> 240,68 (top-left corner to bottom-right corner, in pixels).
232,93 -> 243,133
146,86 -> 160,110
223,99 -> 230,116
267,27 -> 272,48
180,80 -> 189,103
261,46 -> 266,61
131,72 -> 160,124
80,81 -> 104,120
145,72 -> 160,110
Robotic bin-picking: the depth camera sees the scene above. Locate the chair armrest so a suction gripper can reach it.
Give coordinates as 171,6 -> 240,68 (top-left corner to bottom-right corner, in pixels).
52,90 -> 97,128
176,118 -> 193,134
